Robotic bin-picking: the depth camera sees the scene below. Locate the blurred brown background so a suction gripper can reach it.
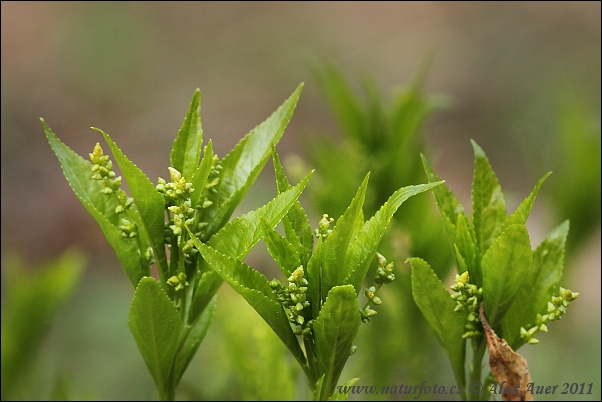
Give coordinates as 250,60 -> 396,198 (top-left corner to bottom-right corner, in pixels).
1,2 -> 600,400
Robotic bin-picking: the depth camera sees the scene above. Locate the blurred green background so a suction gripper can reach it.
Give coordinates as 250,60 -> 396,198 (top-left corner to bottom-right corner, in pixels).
1,2 -> 599,400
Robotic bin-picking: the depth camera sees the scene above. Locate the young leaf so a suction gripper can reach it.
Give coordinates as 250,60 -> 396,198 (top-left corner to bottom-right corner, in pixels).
307,237 -> 324,319
272,147 -> 314,267
482,224 -> 533,329
202,83 -> 304,237
321,174 -> 369,299
421,153 -> 465,239
502,172 -> 551,232
471,140 -> 507,254
409,257 -> 466,388
96,128 -> 169,283
207,172 -> 311,260
189,141 -> 214,209
260,217 -> 301,278
43,120 -> 149,286
192,240 -> 307,370
501,220 -> 569,348
344,182 -> 443,294
128,277 -> 183,400
187,173 -> 311,323
170,88 -> 203,180
313,285 -> 361,400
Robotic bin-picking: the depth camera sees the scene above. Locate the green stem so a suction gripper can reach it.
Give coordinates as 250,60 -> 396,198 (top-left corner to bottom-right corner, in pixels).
468,338 -> 487,401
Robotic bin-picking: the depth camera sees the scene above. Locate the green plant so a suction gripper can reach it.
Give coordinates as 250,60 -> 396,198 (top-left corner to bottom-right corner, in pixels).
303,62 -> 454,389
43,83 -> 310,400
191,148 -> 442,400
1,249 -> 86,400
410,140 -> 578,401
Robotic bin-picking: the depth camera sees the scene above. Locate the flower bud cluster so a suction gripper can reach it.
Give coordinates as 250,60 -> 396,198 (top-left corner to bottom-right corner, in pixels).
450,271 -> 483,339
269,266 -> 312,336
156,167 -> 194,206
89,143 -> 135,236
520,287 -> 579,345
360,253 -> 394,324
374,252 -> 395,285
167,272 -> 189,292
314,214 -> 334,239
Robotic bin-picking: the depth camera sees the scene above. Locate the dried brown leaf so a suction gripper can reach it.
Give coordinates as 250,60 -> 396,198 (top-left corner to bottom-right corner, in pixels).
480,304 -> 534,401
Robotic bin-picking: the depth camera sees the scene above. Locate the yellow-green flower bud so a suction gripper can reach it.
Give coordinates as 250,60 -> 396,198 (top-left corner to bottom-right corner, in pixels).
168,167 -> 182,182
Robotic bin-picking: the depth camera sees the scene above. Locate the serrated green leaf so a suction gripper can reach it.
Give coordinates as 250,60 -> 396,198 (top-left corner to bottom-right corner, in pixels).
502,172 -> 551,232
272,147 -> 314,267
201,83 -> 304,237
501,220 -> 569,349
170,88 -> 203,180
173,294 -> 216,384
192,240 -> 307,369
260,217 -> 301,278
482,224 -> 533,329
128,277 -> 182,400
321,174 -> 369,299
471,140 -> 507,254
189,141 -> 214,209
43,120 -> 149,286
421,153 -> 466,239
208,171 -> 311,260
343,182 -> 443,294
187,173 -> 311,323
313,285 -> 361,400
96,128 -> 169,284
409,257 -> 466,387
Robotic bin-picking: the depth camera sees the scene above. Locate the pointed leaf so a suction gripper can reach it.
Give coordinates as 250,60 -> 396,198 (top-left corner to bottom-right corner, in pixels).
272,147 -> 314,267
170,88 -> 203,180
313,285 -> 361,399
471,140 -> 507,254
421,153 -> 465,239
501,220 -> 569,348
192,240 -> 307,368
128,277 -> 182,399
260,217 -> 300,278
208,171 -> 311,260
189,141 -> 214,209
344,182 -> 443,294
321,174 -> 369,299
202,83 -> 304,236
482,224 -> 533,329
97,128 -> 169,283
187,173 -> 311,323
43,120 -> 149,286
502,172 -> 551,232
409,257 -> 466,387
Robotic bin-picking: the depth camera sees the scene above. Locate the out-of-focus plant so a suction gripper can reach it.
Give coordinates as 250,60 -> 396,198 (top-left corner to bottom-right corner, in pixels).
543,97 -> 600,256
191,149 -> 442,400
299,62 -> 455,388
1,249 -> 86,400
43,84 -> 309,400
411,140 -> 578,401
